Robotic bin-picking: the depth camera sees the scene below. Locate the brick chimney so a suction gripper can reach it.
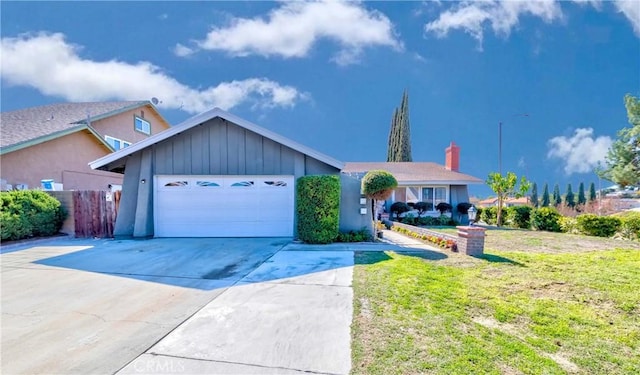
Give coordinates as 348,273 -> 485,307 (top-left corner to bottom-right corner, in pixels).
445,141 -> 460,172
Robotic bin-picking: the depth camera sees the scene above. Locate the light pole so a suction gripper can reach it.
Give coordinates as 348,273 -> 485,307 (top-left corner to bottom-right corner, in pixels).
499,114 -> 529,175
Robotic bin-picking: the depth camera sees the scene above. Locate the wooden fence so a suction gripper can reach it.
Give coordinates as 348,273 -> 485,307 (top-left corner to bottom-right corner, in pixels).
46,190 -> 121,238
72,190 -> 121,238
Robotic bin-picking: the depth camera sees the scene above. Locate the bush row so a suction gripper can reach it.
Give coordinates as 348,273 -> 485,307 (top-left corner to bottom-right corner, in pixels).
1,190 -> 66,241
479,204 -> 640,240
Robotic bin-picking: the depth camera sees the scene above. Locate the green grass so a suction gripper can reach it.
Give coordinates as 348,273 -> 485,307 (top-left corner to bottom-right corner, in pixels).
352,232 -> 640,374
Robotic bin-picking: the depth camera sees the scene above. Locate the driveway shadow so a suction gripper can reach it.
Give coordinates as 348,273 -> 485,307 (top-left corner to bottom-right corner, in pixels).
33,238 -> 291,290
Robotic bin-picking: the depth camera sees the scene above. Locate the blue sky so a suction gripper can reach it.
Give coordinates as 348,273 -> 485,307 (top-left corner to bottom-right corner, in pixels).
2,0 -> 639,197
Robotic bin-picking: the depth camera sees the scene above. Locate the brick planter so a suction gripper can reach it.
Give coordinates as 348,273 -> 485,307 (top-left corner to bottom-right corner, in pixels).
456,226 -> 486,256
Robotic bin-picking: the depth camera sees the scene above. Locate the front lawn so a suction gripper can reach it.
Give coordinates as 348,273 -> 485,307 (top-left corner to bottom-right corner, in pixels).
352,230 -> 640,374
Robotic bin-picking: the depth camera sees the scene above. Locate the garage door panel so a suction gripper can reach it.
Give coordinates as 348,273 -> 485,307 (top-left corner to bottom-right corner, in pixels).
154,175 -> 294,237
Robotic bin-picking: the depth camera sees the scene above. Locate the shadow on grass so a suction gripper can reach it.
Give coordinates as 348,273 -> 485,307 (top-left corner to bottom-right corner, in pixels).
355,251 -> 393,265
355,248 -> 448,265
478,253 -> 525,266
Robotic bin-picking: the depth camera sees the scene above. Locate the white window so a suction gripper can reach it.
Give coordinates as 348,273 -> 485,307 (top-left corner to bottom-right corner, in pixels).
134,116 -> 151,135
105,135 -> 131,151
421,186 -> 448,211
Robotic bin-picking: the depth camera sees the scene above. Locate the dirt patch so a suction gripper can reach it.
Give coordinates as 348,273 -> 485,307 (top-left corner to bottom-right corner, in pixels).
484,230 -> 640,254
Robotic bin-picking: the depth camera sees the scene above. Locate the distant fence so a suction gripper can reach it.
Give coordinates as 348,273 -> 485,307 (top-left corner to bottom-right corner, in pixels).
47,190 -> 121,238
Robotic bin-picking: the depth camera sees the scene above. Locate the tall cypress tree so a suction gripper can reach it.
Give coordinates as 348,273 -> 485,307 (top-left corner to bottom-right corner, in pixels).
565,184 -> 575,208
588,182 -> 597,202
386,90 -> 412,162
541,183 -> 550,207
553,183 -> 562,207
578,182 -> 586,206
530,182 -> 539,207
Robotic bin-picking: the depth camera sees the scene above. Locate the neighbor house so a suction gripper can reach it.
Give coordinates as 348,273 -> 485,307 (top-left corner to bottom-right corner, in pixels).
90,107 -> 372,238
0,101 -> 170,191
342,142 -> 483,217
478,196 -> 530,208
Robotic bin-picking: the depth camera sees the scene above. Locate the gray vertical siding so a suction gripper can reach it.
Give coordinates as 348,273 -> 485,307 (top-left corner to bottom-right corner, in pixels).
115,117 -> 341,237
150,118 -> 330,177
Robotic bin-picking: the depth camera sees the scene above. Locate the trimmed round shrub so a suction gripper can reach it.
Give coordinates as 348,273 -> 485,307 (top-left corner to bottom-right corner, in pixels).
435,202 -> 452,214
296,175 -> 340,244
362,170 -> 398,200
390,201 -> 410,219
505,206 -> 532,229
414,201 -> 429,215
576,214 -> 621,237
531,207 -> 562,232
457,202 -> 472,215
480,206 -> 497,225
1,190 -> 66,241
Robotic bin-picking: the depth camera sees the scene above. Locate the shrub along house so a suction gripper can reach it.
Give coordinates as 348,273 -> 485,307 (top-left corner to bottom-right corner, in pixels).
90,108 -> 372,238
342,142 -> 483,219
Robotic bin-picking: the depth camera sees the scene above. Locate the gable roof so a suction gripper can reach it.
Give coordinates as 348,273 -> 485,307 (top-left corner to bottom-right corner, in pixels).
342,162 -> 483,185
0,101 -> 168,154
90,107 -> 345,172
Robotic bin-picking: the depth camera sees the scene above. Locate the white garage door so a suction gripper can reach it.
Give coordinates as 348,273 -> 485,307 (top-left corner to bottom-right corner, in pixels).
154,175 -> 294,237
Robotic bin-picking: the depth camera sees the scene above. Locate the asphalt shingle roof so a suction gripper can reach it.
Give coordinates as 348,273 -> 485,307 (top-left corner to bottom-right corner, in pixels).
342,162 -> 483,184
0,101 -> 148,149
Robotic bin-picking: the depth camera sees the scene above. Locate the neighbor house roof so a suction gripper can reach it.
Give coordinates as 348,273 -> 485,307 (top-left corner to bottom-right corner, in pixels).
342,162 -> 483,185
0,101 -> 168,154
90,107 -> 345,172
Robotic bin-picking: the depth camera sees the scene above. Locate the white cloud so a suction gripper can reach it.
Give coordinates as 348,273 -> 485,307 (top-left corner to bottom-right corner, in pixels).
613,0 -> 640,36
547,128 -> 612,174
177,0 -> 402,65
172,43 -> 195,57
425,0 -> 562,48
424,0 -> 639,47
0,32 -> 308,114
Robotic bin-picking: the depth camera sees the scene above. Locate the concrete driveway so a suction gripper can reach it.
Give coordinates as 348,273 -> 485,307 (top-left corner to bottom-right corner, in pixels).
1,237 -> 289,374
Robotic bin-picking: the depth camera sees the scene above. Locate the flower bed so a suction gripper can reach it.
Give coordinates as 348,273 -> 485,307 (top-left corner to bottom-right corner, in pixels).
391,221 -> 458,252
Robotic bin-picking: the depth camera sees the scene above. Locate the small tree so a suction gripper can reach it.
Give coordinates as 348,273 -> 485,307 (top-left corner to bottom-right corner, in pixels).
486,172 -> 531,227
530,182 -> 539,208
435,202 -> 452,215
588,182 -> 597,203
541,183 -> 550,207
565,183 -> 575,208
415,201 -> 429,216
362,170 -> 398,200
390,202 -> 410,219
552,184 -> 562,207
578,182 -> 587,206
362,170 -> 398,230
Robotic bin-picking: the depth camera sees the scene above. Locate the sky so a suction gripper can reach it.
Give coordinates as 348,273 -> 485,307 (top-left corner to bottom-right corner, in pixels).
2,0 -> 639,197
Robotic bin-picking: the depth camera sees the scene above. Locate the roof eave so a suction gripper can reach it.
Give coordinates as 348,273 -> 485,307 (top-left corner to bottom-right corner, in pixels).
1,124 -> 113,155
90,107 -> 345,171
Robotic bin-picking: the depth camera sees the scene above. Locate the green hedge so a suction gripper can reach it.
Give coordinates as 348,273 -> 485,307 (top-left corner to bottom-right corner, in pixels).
480,206 -> 497,225
619,212 -> 640,240
1,190 -> 66,241
576,214 -> 621,237
505,206 -> 532,229
531,207 -> 562,232
296,175 -> 340,244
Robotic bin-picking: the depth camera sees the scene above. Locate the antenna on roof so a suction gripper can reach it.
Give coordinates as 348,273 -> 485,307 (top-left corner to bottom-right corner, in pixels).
151,97 -> 162,105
